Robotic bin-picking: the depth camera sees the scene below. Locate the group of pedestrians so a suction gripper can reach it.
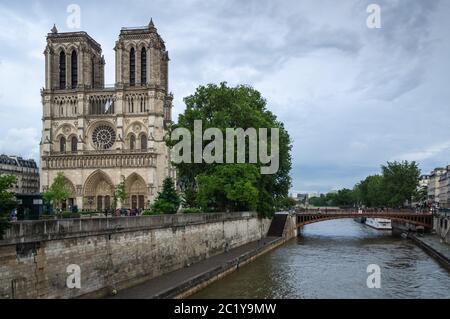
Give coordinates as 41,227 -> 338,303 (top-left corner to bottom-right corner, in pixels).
113,208 -> 142,217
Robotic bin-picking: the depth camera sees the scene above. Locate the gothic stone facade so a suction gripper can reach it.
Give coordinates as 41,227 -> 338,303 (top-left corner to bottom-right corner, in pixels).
40,21 -> 174,211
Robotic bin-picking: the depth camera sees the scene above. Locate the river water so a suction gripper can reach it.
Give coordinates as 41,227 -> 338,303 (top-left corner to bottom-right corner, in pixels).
191,219 -> 450,299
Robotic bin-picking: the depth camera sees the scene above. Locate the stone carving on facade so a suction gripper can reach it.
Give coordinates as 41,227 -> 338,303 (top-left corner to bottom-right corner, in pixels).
132,124 -> 141,134
62,125 -> 72,135
76,185 -> 83,196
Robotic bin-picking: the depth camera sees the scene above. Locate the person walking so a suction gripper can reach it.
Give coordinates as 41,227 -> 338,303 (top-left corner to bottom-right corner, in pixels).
10,209 -> 17,222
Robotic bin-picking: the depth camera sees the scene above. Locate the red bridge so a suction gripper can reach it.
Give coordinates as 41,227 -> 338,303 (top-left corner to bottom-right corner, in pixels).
295,209 -> 433,229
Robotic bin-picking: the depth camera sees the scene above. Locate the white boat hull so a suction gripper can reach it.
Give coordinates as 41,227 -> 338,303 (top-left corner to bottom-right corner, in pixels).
365,218 -> 392,230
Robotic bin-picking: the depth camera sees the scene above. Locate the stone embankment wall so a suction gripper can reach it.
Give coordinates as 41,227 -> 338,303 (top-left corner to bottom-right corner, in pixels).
0,213 -> 271,299
434,214 -> 450,244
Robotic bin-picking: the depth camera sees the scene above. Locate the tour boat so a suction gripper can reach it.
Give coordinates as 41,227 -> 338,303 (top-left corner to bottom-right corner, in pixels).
365,218 -> 392,230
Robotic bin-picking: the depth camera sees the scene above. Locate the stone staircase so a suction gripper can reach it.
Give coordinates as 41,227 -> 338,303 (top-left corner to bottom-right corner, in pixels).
267,214 -> 288,237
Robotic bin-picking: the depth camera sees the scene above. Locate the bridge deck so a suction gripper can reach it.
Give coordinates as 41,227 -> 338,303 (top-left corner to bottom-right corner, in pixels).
295,209 -> 433,228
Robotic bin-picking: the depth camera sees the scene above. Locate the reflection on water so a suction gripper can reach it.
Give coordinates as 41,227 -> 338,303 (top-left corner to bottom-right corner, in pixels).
191,219 -> 450,299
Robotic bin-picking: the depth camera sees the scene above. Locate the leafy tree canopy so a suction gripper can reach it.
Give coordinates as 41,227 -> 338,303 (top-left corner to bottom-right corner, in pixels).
381,161 -> 420,207
114,180 -> 128,207
197,164 -> 259,212
43,172 -> 70,210
309,160 -> 421,209
167,83 -> 292,218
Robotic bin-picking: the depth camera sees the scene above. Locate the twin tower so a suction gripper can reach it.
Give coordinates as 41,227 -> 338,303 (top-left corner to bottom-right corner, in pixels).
40,21 -> 174,211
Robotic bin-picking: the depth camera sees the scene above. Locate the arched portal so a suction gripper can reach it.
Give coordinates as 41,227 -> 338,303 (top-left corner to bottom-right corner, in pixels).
125,173 -> 147,210
83,170 -> 115,211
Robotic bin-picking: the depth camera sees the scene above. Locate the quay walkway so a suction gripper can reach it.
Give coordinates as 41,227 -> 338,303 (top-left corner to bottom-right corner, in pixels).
109,236 -> 283,299
409,234 -> 450,271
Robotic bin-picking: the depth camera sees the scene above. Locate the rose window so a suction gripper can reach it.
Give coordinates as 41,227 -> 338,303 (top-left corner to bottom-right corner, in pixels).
92,125 -> 116,149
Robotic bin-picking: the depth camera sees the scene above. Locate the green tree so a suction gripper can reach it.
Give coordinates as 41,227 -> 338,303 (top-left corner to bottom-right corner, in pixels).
308,194 -> 328,207
414,187 -> 428,205
381,161 -> 420,207
43,172 -> 70,211
197,164 -> 259,212
355,175 -> 385,207
167,83 -> 292,218
333,188 -> 356,207
0,175 -> 17,239
181,185 -> 198,209
276,196 -> 298,211
152,177 -> 181,214
178,176 -> 198,209
114,180 -> 128,208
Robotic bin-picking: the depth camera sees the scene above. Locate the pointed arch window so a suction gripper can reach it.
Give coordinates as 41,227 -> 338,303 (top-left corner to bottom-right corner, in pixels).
141,48 -> 147,85
130,48 -> 136,86
71,136 -> 78,153
59,51 -> 66,89
130,135 -> 136,150
141,134 -> 147,150
60,137 -> 66,153
71,50 -> 78,88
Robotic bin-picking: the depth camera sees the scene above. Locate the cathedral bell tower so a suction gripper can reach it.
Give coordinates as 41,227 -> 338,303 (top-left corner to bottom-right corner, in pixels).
40,21 -> 174,211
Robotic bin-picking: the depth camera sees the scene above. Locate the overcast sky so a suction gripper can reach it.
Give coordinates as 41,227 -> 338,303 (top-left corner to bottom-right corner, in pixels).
0,0 -> 449,193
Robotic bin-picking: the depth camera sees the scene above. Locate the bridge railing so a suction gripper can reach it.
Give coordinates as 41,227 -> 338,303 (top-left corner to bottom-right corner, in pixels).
296,208 -> 431,215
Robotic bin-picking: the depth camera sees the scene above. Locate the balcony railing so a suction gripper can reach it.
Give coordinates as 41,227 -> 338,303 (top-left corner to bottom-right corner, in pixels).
121,26 -> 149,31
46,83 -> 155,93
44,148 -> 157,157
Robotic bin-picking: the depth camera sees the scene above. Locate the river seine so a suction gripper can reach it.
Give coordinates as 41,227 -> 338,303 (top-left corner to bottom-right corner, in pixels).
191,219 -> 450,299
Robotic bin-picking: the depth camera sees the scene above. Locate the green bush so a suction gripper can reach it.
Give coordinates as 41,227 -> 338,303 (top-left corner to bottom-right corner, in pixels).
142,210 -> 161,216
182,208 -> 203,214
152,200 -> 178,215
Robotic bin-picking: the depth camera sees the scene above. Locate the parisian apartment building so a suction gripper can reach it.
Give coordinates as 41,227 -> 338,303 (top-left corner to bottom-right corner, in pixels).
426,166 -> 450,209
0,154 -> 40,194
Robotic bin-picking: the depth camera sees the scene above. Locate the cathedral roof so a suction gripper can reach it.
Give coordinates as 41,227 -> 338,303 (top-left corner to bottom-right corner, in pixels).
47,29 -> 102,52
118,20 -> 166,50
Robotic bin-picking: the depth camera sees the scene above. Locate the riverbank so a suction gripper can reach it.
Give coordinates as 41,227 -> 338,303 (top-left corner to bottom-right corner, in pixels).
110,236 -> 285,299
0,213 -> 272,299
408,233 -> 450,271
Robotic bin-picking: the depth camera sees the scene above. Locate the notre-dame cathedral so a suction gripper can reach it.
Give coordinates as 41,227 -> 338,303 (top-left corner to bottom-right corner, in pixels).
40,20 -> 174,211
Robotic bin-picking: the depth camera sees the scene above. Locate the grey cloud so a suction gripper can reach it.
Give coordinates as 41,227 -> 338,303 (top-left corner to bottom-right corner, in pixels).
0,0 -> 449,193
